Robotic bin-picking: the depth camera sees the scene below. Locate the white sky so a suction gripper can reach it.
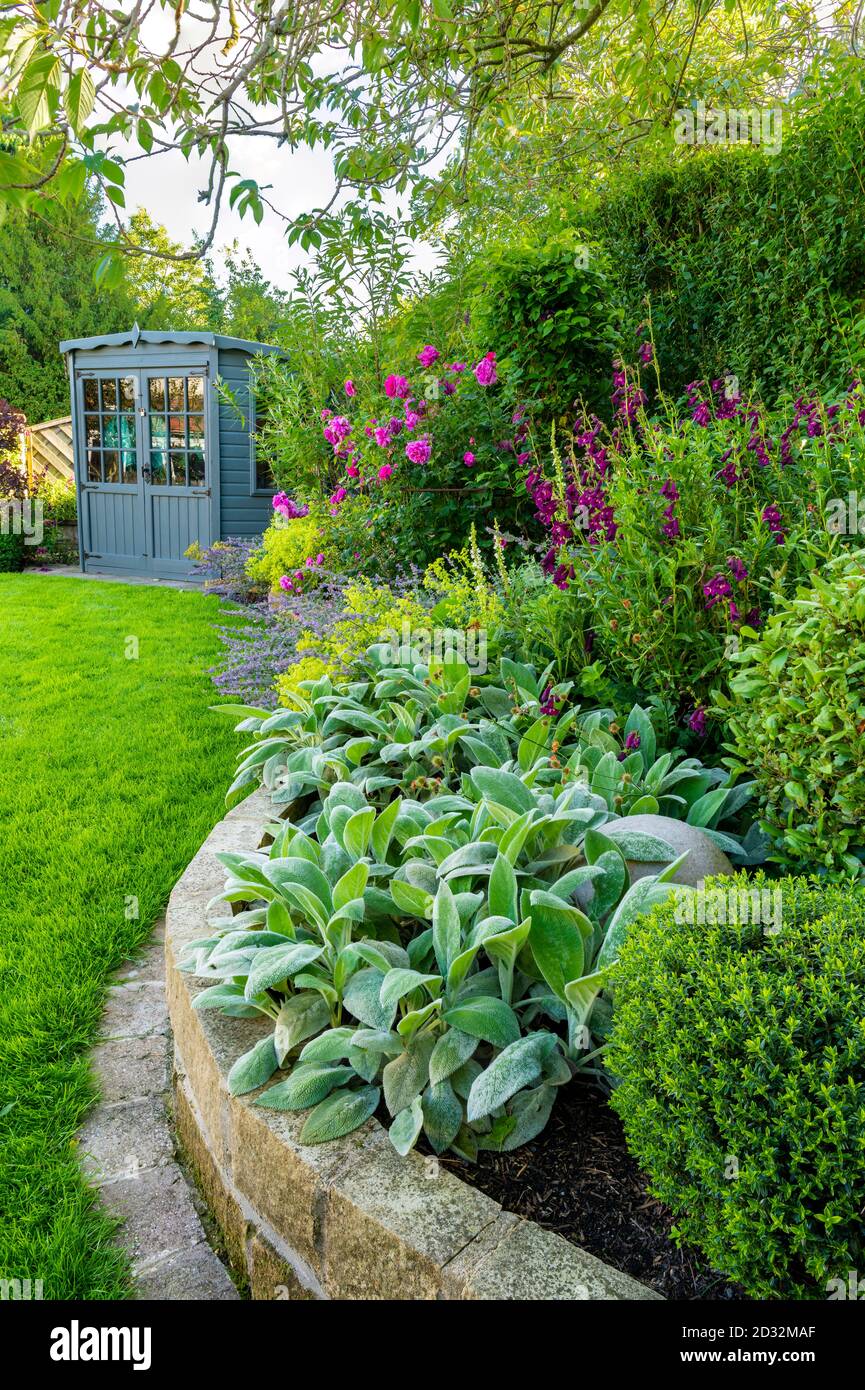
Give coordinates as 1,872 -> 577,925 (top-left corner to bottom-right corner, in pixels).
117,6 -> 442,291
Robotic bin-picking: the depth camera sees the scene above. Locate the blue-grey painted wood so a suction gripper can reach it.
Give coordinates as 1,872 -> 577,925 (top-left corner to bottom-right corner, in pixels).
62,328 -> 283,578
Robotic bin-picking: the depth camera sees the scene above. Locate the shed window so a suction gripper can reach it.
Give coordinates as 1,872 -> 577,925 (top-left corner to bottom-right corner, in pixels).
250,388 -> 276,493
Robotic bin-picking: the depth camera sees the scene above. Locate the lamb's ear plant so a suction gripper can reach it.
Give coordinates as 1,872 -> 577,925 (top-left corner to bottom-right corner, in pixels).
184,690 -> 689,1157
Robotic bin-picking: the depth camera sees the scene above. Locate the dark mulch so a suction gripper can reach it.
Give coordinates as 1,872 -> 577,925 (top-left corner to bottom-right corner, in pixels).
432,1078 -> 742,1300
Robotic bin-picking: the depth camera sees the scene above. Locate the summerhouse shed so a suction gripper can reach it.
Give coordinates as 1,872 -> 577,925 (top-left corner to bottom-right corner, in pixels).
60,327 -> 283,579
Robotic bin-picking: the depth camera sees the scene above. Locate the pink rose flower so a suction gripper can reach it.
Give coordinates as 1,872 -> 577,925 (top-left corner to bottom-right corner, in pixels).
344,379 -> 356,396
463,451 -> 475,465
384,374 -> 411,399
405,437 -> 431,465
417,345 -> 440,368
378,463 -> 394,481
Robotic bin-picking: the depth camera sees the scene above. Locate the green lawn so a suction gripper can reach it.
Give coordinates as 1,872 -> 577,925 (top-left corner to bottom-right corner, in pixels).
0,575 -> 241,1299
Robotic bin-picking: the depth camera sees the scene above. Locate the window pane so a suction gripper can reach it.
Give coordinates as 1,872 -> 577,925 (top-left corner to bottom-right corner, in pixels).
168,377 -> 185,410
256,454 -> 275,490
170,451 -> 187,487
103,451 -> 119,483
169,415 -> 185,448
188,451 -> 205,485
120,377 -> 136,410
150,415 -> 167,446
122,451 -> 137,484
119,414 -> 136,449
101,379 -> 117,410
102,416 -> 119,448
83,379 -> 99,410
87,452 -> 102,482
149,451 -> 167,485
187,376 -> 204,410
149,377 -> 165,411
85,414 -> 101,446
187,415 -> 205,449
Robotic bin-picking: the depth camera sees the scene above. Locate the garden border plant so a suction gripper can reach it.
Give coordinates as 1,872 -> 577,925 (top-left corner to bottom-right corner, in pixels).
186,647 -> 759,1162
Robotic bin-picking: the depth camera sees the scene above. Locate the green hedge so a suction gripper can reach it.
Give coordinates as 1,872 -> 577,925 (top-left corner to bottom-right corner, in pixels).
588,78 -> 865,401
609,873 -> 865,1298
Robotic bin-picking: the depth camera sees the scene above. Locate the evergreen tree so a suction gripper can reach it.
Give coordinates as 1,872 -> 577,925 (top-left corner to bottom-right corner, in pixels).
0,194 -> 133,422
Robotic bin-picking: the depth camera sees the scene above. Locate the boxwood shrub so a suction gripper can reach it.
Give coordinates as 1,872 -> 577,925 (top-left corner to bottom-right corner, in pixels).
608,873 -> 865,1298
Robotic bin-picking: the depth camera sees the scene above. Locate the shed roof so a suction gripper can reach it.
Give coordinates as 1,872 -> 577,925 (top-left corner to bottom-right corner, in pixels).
59,326 -> 284,356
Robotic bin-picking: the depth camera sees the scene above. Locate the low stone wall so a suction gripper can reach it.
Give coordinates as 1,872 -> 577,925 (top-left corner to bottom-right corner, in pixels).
165,790 -> 663,1301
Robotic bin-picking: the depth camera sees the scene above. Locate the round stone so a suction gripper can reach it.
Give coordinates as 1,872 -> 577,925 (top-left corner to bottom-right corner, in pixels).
601,813 -> 735,887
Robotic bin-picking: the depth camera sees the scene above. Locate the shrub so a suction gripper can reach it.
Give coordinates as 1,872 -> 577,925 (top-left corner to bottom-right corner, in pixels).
276,578 -> 430,705
723,550 -> 865,879
245,502 -> 329,595
37,475 -> 77,524
608,873 -> 865,1298
521,346 -> 865,726
0,530 -> 25,572
471,237 -> 618,419
315,342 -> 532,562
589,70 -> 865,399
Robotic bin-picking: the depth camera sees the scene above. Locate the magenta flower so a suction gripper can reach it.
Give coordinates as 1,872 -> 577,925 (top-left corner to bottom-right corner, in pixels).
474,352 -> 497,387
417,345 -> 440,368
384,374 -> 411,400
727,556 -> 748,582
405,437 -> 431,465
463,451 -> 475,466
346,463 -> 359,478
378,463 -> 393,482
330,487 -> 347,507
688,706 -> 707,736
762,504 -> 786,543
344,380 -> 356,397
278,576 -> 293,592
374,426 -> 391,447
272,493 -> 309,519
703,573 -> 732,608
539,684 -> 563,716
404,409 -> 420,431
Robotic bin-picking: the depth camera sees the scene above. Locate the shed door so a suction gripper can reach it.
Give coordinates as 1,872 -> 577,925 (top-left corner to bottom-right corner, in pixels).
77,367 -> 212,577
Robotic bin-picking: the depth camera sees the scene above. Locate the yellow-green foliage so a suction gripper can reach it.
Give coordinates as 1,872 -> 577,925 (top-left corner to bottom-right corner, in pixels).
422,524 -> 504,629
246,510 -> 328,593
277,580 -> 428,707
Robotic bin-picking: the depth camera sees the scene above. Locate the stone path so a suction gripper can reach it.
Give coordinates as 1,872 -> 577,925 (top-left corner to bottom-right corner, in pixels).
23,564 -> 200,590
76,919 -> 240,1300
